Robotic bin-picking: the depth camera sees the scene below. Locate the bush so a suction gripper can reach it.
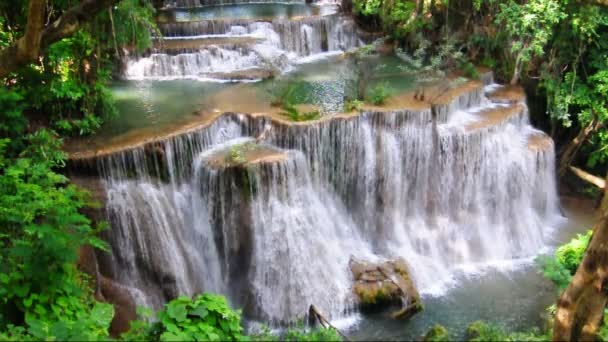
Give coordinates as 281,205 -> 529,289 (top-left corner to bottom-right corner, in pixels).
344,99 -> 364,112
281,103 -> 321,122
0,129 -> 111,340
424,324 -> 449,341
537,230 -> 592,290
555,230 -> 592,274
367,83 -> 392,105
284,327 -> 342,341
467,321 -> 508,341
154,294 -> 245,341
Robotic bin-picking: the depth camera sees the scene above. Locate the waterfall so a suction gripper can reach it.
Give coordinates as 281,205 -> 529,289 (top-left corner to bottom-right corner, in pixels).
124,14 -> 361,80
164,0 -> 306,8
97,83 -> 562,323
157,16 -> 359,55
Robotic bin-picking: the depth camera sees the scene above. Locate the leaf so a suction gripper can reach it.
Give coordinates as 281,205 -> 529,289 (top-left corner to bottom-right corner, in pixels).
90,302 -> 114,328
167,302 -> 188,322
190,305 -> 208,319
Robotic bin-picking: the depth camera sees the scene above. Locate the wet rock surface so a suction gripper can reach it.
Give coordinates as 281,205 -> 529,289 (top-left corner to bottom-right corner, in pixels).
350,258 -> 422,319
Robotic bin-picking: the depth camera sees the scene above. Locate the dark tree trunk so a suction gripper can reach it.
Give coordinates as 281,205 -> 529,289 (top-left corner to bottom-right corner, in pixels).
554,172 -> 608,341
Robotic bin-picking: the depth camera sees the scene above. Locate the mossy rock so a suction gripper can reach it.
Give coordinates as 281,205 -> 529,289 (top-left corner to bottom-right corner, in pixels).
424,324 -> 449,342
350,258 -> 422,318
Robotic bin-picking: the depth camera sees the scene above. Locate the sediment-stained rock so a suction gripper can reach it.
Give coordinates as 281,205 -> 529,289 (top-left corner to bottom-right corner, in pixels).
350,258 -> 422,319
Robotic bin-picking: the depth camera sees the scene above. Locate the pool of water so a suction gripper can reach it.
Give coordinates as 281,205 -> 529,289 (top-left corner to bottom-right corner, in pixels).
157,3 -> 336,22
108,80 -> 229,136
103,55 -> 418,137
345,198 -> 596,341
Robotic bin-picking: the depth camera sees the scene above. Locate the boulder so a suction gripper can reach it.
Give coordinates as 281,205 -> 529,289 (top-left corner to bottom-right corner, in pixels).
423,324 -> 449,341
350,258 -> 422,319
78,246 -> 137,337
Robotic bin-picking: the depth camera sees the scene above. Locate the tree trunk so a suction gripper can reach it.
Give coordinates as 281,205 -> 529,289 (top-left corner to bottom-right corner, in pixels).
0,0 -> 120,79
510,55 -> 522,85
558,118 -> 601,177
553,172 -> 608,341
16,0 -> 46,62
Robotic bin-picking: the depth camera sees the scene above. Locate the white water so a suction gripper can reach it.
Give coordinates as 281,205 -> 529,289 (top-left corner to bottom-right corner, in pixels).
125,14 -> 362,80
99,84 -> 562,323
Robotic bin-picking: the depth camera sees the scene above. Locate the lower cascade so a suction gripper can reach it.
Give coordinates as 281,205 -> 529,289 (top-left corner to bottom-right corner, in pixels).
94,79 -> 562,325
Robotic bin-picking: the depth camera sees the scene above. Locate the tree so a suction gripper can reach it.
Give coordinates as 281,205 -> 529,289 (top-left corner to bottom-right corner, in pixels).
554,170 -> 608,341
0,0 -> 120,79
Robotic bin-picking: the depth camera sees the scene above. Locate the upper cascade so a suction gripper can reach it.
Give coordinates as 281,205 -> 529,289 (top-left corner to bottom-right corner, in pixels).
78,75 -> 563,324
163,0 -> 310,9
124,3 -> 360,81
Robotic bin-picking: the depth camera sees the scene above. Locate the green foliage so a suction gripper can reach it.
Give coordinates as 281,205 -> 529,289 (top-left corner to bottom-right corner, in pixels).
0,1 -> 159,339
537,230 -> 592,290
251,325 -> 342,342
536,255 -> 572,291
424,324 -> 449,341
600,309 -> 608,341
281,103 -> 321,122
109,0 -> 159,52
466,321 -> 548,341
0,16 -> 14,48
367,82 -> 392,105
556,230 -> 592,274
155,294 -> 245,341
0,88 -> 27,139
353,0 -> 419,38
496,0 -> 566,82
283,327 -> 342,341
460,61 -> 479,80
227,143 -> 256,164
269,83 -> 299,108
0,129 -> 111,340
344,99 -> 364,112
396,34 -> 467,78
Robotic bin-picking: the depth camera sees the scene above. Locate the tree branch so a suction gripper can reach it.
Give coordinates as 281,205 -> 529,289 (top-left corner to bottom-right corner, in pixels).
570,166 -> 606,189
0,0 -> 120,79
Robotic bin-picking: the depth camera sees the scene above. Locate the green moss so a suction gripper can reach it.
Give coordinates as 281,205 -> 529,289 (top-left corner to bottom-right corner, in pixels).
356,283 -> 394,305
424,324 -> 449,342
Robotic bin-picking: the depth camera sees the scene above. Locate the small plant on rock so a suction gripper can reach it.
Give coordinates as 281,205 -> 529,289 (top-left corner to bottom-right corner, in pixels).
344,99 -> 364,112
367,83 -> 392,105
281,103 -> 321,122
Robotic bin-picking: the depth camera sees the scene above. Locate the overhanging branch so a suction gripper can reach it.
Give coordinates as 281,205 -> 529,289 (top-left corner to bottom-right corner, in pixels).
570,166 -> 606,189
0,0 -> 120,79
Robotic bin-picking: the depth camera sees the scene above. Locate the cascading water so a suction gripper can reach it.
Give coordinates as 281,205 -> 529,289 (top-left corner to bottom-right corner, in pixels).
96,79 -> 562,324
124,5 -> 362,81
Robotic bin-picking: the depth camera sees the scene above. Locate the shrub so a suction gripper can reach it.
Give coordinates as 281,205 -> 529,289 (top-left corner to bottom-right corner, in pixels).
284,327 -> 342,341
344,99 -> 364,112
467,321 -> 508,341
367,83 -> 392,105
154,294 -> 245,341
424,324 -> 449,341
281,103 -> 321,122
460,62 -> 480,80
537,230 -> 592,290
0,130 -> 112,341
555,230 -> 592,274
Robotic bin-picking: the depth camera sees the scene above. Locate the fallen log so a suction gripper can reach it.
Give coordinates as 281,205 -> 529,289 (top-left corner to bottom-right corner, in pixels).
308,304 -> 351,341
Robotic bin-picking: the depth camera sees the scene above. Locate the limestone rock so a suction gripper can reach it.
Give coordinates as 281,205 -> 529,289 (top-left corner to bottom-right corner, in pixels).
350,258 -> 422,319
